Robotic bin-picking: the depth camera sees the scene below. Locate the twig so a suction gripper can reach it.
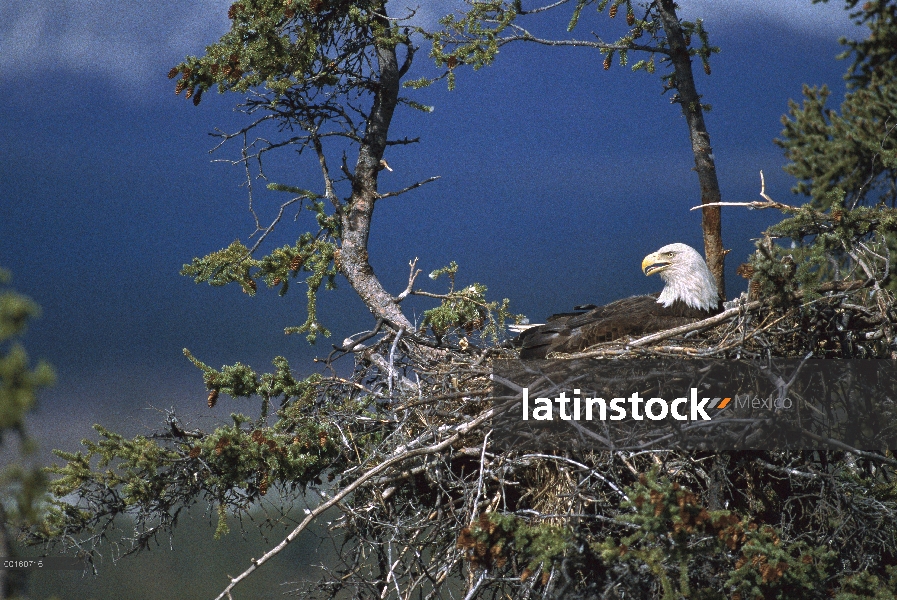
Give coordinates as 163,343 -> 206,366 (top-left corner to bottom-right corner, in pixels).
244,196 -> 305,256
561,279 -> 873,359
376,176 -> 441,199
518,454 -> 630,501
471,430 -> 492,522
213,405 -> 502,600
755,459 -> 819,479
388,327 -> 405,393
690,171 -> 795,212
395,258 -> 422,302
795,430 -> 897,467
462,569 -> 488,600
559,301 -> 762,358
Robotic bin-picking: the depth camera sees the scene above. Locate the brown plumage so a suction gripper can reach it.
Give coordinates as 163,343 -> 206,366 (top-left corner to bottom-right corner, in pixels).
517,243 -> 723,359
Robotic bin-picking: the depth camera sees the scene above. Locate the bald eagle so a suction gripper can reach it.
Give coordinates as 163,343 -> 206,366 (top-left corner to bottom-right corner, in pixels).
517,243 -> 722,359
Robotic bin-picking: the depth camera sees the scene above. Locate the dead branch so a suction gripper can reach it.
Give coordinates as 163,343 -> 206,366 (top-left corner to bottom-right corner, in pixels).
376,176 -> 440,200
394,258 -> 422,302
690,171 -> 796,212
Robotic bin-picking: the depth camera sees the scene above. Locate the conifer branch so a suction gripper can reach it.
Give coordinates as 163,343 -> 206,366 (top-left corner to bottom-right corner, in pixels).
499,28 -> 665,54
212,405 -> 502,600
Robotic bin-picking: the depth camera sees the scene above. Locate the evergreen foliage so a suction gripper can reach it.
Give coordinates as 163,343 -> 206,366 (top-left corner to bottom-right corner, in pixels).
737,0 -> 897,347
778,0 -> 897,208
456,512 -> 571,582
422,262 -> 522,344
181,233 -> 338,341
169,0 -> 410,101
0,267 -> 55,491
0,268 -> 55,599
418,0 -> 718,93
743,194 -> 897,303
595,470 -> 840,600
169,0 -> 430,342
452,468 -> 897,599
33,354 -> 352,553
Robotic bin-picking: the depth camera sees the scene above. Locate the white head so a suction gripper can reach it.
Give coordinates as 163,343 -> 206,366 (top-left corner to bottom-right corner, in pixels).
641,243 -> 719,311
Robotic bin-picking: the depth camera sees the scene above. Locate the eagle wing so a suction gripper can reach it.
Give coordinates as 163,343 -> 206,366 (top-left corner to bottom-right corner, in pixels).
517,293 -> 719,359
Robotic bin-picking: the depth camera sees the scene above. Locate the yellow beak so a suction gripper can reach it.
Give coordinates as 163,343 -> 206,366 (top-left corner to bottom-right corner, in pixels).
642,252 -> 670,277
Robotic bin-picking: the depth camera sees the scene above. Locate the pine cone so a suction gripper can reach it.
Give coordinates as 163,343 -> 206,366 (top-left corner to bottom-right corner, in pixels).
627,10 -> 635,26
609,3 -> 618,18
207,389 -> 219,408
603,55 -> 612,70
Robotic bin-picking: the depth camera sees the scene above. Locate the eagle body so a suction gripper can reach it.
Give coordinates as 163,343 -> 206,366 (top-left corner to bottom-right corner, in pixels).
517,244 -> 722,359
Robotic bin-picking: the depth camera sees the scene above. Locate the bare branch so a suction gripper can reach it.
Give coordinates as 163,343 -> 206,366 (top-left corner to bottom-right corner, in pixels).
690,171 -> 796,211
394,258 -> 422,302
310,129 -> 340,210
462,570 -> 488,600
497,24 -> 666,54
515,0 -> 573,15
376,175 -> 441,199
244,196 -> 305,256
388,327 -> 405,393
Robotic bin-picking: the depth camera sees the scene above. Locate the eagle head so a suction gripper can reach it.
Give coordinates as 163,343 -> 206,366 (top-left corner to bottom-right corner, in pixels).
641,243 -> 719,311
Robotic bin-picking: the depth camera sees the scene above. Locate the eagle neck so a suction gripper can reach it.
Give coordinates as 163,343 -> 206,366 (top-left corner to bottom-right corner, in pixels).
656,264 -> 719,311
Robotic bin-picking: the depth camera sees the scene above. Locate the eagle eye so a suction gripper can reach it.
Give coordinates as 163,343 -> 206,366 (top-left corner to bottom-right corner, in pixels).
664,251 -> 674,257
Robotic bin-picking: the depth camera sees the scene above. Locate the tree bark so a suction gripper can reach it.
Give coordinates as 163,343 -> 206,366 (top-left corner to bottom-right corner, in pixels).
338,9 -> 415,331
656,0 -> 726,300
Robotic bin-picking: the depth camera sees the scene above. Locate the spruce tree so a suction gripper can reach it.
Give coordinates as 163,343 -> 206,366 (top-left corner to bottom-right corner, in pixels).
777,0 -> 897,209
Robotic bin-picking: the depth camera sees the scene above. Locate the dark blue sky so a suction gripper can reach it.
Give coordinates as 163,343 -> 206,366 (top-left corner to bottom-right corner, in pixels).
0,1 -> 863,457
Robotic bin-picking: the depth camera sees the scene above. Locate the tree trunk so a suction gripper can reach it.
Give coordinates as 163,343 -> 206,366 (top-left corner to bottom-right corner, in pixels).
338,11 -> 415,331
656,0 -> 726,300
